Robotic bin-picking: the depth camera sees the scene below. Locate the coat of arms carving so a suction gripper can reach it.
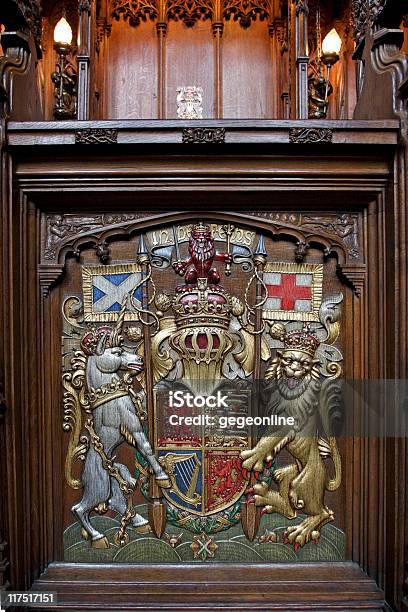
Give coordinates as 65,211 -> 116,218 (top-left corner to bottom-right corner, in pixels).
62,219 -> 346,561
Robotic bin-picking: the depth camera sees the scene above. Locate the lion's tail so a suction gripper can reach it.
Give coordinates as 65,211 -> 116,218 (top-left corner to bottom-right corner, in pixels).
323,436 -> 342,492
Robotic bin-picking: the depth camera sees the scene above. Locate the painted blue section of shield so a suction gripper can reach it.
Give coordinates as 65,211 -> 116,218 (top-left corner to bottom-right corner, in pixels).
159,450 -> 202,512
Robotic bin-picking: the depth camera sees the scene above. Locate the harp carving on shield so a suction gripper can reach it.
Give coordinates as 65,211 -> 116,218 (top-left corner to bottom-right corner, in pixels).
160,452 -> 201,506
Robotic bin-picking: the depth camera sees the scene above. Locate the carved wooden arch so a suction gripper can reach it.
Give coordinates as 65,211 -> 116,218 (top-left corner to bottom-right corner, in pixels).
109,0 -> 270,29
40,209 -> 365,297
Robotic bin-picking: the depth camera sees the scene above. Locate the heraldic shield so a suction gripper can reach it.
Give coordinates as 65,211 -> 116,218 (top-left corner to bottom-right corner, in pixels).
154,383 -> 252,516
62,218 -> 346,560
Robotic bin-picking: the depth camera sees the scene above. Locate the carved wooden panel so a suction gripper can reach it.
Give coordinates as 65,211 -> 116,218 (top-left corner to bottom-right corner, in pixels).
106,20 -> 158,119
2,119 -> 404,608
222,19 -> 273,118
57,214 -> 348,564
165,21 -> 215,118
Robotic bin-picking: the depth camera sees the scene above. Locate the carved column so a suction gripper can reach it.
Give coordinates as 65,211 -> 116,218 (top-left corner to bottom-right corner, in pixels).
212,0 -> 223,118
0,387 -> 9,591
0,28 -> 34,592
269,18 -> 287,119
77,0 -> 93,120
156,0 -> 168,119
294,0 -> 309,118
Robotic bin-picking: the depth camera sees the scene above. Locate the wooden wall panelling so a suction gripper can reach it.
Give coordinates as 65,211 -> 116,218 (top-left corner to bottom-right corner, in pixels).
294,0 -> 308,119
40,0 -> 79,121
165,21 -> 215,118
0,123 -> 399,609
222,19 -> 273,118
288,0 -> 296,119
213,0 -> 223,118
77,0 -> 93,120
0,22 -> 45,592
157,0 -> 166,118
386,140 -> 408,610
269,14 -> 287,120
105,19 -> 159,119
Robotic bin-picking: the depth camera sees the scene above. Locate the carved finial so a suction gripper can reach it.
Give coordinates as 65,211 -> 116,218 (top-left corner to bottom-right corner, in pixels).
95,241 -> 110,264
253,234 -> 267,266
294,240 -> 310,262
137,233 -> 149,265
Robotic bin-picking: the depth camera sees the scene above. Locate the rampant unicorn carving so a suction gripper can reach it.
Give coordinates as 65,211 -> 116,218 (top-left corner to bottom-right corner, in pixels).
63,305 -> 170,549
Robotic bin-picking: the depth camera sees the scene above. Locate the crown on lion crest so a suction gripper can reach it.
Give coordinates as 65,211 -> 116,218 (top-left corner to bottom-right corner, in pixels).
284,326 -> 320,357
191,221 -> 211,235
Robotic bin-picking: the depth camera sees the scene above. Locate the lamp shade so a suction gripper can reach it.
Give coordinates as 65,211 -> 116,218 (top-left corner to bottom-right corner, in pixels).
322,28 -> 342,56
54,17 -> 73,46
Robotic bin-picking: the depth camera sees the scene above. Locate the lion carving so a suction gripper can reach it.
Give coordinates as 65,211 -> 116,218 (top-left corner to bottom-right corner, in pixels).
240,327 -> 342,549
172,222 -> 231,285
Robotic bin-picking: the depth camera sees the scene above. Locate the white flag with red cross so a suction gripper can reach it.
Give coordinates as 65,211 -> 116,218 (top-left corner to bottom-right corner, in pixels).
262,262 -> 323,322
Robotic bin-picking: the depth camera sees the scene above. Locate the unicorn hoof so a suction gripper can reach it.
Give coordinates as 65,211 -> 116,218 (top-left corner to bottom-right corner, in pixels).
134,523 -> 152,534
91,536 -> 109,549
81,528 -> 90,541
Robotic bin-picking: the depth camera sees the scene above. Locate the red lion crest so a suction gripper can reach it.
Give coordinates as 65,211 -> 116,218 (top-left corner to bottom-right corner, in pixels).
172,222 -> 231,285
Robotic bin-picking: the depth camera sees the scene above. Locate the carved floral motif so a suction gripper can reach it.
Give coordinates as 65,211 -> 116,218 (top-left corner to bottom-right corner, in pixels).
75,129 -> 118,144
182,127 -> 225,143
246,212 -> 360,259
167,0 -> 213,26
79,0 -> 92,12
223,0 -> 269,28
111,0 -> 159,26
295,0 -> 309,17
43,213 -> 146,261
289,128 -> 333,143
12,0 -> 42,50
352,0 -> 389,46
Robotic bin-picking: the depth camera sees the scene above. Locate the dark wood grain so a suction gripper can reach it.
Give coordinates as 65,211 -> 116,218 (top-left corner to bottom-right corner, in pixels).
0,3 -> 408,608
0,126 -> 399,610
30,562 -> 385,610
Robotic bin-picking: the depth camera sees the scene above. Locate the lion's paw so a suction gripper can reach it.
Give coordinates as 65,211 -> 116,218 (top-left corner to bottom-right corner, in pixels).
283,517 -> 323,550
240,440 -> 274,473
253,481 -> 276,510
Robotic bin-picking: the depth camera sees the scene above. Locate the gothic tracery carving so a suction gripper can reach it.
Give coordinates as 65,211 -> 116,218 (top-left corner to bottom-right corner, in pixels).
352,0 -> 389,47
43,211 -> 361,267
43,213 -> 152,262
223,0 -> 269,28
109,0 -> 270,28
11,0 -> 42,50
111,0 -> 159,26
167,0 -> 213,27
246,211 -> 360,260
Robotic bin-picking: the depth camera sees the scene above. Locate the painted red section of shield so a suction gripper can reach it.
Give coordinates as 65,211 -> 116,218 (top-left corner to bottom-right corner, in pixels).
205,451 -> 246,513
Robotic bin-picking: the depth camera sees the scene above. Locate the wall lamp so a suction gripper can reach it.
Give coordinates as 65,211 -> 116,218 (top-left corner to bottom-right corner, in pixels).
51,16 -> 77,119
309,24 -> 342,119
